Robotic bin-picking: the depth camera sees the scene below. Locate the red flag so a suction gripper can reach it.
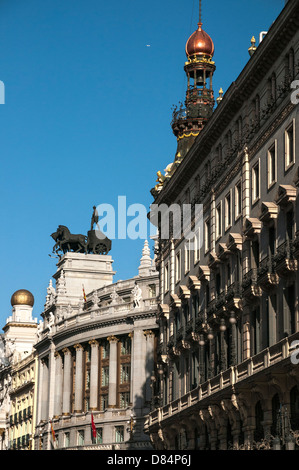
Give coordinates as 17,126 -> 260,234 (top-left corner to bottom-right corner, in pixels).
83,285 -> 87,302
91,413 -> 96,439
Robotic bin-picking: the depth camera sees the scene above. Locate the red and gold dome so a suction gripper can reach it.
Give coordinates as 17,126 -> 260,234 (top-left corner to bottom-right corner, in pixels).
185,23 -> 214,58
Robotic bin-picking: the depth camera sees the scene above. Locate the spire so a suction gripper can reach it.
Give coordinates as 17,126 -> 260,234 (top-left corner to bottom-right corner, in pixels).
199,0 -> 202,25
171,0 -> 216,161
138,240 -> 153,277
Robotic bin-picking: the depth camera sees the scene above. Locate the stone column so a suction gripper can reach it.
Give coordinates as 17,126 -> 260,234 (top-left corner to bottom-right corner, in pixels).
132,329 -> 146,413
89,340 -> 99,410
54,352 -> 63,418
199,338 -> 205,383
62,348 -> 72,416
108,335 -> 118,408
144,330 -> 155,403
129,332 -> 134,405
40,358 -> 49,422
36,358 -> 43,424
74,344 -> 84,413
47,345 -> 57,424
170,239 -> 175,294
230,321 -> 237,366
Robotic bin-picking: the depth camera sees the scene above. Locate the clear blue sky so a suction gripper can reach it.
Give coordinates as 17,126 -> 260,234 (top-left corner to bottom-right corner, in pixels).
0,0 -> 284,327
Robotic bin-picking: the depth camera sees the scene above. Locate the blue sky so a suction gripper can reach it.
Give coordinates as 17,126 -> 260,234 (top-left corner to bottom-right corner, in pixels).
0,0 -> 283,326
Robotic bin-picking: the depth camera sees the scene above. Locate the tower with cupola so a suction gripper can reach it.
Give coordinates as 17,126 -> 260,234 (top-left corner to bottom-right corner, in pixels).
172,0 -> 216,161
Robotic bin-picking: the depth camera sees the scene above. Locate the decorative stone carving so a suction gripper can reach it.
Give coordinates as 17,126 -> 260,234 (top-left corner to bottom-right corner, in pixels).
132,282 -> 142,308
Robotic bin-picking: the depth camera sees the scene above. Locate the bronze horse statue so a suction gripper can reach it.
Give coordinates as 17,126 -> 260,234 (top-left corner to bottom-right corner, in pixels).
51,224 -> 112,256
51,225 -> 87,255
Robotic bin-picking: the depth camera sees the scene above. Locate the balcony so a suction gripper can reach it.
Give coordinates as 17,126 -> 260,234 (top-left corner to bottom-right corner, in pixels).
145,332 -> 299,430
274,240 -> 297,278
225,282 -> 242,312
215,291 -> 226,313
257,256 -> 279,291
242,269 -> 262,299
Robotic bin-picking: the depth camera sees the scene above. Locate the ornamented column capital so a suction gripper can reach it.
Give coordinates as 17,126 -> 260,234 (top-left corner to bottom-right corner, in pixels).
144,330 -> 155,338
74,343 -> 84,351
89,339 -> 99,346
62,347 -> 71,355
107,335 -> 118,343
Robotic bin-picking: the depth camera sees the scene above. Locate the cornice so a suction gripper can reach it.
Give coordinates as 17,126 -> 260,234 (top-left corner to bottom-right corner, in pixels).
42,310 -> 158,345
3,322 -> 38,332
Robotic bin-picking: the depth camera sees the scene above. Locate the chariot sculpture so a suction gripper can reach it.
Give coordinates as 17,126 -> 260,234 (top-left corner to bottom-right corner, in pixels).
51,207 -> 112,257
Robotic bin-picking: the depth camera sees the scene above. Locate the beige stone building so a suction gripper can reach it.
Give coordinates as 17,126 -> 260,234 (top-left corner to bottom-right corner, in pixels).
33,240 -> 159,450
8,351 -> 38,450
146,0 -> 299,450
0,289 -> 39,450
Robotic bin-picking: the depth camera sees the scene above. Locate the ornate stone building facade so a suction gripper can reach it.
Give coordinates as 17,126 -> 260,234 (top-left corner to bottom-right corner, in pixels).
146,0 -> 299,450
8,351 -> 38,450
0,290 -> 39,450
33,241 -> 158,450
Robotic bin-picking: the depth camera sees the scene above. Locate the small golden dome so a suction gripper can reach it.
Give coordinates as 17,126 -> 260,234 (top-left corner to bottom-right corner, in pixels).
11,289 -> 34,307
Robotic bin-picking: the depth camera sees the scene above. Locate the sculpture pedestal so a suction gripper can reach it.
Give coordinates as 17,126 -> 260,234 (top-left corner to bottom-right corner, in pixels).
53,252 -> 115,300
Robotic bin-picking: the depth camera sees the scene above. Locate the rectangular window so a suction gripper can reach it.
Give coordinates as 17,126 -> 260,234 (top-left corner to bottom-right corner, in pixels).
285,121 -> 295,169
119,392 -> 130,409
96,428 -> 103,444
64,432 -> 70,448
227,262 -> 231,286
184,242 -> 190,273
100,394 -> 108,411
120,337 -> 131,355
86,370 -> 90,390
102,342 -> 109,359
77,430 -> 85,446
268,142 -> 276,187
194,230 -> 200,265
115,426 -> 124,443
235,181 -> 242,219
148,284 -> 156,298
252,161 -> 260,203
164,264 -> 169,292
225,192 -> 232,229
216,203 -> 222,239
85,397 -> 90,412
120,364 -> 131,384
101,367 -> 109,386
205,218 -> 211,253
176,252 -> 181,282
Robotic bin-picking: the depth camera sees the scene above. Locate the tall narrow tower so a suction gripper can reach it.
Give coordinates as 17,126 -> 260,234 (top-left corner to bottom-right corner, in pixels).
172,1 -> 216,160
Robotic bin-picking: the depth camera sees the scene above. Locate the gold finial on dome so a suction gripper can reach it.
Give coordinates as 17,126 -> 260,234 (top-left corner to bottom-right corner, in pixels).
11,289 -> 34,307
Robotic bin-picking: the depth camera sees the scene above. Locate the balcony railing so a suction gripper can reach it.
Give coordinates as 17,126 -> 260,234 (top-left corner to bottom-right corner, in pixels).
146,332 -> 299,429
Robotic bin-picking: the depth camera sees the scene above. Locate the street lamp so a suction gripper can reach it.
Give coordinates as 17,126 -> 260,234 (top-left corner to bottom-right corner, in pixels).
219,319 -> 227,331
